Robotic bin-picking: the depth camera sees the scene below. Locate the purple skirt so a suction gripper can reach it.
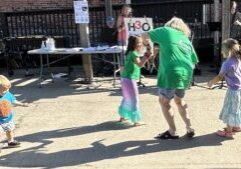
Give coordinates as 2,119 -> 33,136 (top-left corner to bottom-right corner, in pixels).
118,78 -> 142,123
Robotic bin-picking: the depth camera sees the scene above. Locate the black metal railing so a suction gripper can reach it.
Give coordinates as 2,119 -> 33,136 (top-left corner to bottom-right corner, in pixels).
0,0 -> 219,70
0,1 -> 214,47
0,9 -> 79,47
132,0 -> 213,40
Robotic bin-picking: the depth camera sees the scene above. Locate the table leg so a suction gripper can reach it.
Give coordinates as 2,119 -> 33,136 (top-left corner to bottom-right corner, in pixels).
46,54 -> 55,83
47,54 -> 50,68
39,54 -> 44,88
113,53 -> 121,87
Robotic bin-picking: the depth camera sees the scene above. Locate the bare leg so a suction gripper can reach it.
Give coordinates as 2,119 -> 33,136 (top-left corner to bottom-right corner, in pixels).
6,130 -> 14,142
226,124 -> 233,133
159,95 -> 176,135
174,95 -> 193,132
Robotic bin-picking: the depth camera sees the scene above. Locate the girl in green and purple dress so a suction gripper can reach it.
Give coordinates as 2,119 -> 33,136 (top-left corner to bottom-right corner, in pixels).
118,35 -> 151,126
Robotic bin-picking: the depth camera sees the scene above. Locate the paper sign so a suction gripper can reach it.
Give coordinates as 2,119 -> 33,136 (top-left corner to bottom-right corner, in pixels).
124,17 -> 153,37
74,0 -> 89,24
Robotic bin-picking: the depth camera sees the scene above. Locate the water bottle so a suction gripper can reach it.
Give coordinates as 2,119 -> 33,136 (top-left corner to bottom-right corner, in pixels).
46,37 -> 55,50
49,37 -> 55,50
41,40 -> 46,49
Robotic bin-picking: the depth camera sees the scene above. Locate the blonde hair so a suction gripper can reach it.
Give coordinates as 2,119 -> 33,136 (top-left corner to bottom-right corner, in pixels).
0,75 -> 11,91
165,17 -> 191,37
222,38 -> 241,59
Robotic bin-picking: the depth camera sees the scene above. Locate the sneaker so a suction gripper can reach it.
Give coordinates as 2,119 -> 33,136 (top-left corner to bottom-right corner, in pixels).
8,140 -> 21,148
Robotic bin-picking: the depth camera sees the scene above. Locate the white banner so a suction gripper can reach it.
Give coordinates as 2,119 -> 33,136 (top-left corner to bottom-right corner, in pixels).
124,17 -> 153,38
124,17 -> 154,72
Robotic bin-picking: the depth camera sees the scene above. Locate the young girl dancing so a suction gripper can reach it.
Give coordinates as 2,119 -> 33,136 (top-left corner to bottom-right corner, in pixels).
118,35 -> 151,126
207,38 -> 241,138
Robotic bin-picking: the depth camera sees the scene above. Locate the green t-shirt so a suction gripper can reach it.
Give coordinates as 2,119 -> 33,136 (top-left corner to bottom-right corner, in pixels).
121,51 -> 140,80
149,26 -> 198,89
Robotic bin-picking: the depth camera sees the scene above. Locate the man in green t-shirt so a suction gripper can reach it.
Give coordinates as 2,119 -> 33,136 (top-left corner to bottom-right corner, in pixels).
142,17 -> 198,139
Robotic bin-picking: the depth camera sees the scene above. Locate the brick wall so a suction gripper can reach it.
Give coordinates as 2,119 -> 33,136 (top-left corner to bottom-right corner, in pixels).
0,0 -> 125,12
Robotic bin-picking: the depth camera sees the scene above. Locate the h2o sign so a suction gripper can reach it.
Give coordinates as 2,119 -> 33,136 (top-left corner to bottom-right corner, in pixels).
124,17 -> 153,37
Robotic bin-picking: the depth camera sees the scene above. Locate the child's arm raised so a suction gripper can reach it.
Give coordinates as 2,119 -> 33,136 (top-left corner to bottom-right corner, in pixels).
134,55 -> 150,68
134,44 -> 152,68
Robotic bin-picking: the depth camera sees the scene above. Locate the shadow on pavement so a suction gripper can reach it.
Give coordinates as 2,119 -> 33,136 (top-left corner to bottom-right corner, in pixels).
0,131 -> 228,168
11,80 -> 159,103
17,121 -> 133,142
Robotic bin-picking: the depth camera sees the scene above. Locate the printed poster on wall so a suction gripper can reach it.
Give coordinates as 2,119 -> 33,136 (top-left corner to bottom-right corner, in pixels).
74,0 -> 89,24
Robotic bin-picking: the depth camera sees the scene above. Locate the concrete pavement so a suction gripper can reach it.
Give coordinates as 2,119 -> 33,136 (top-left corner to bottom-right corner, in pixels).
0,67 -> 241,169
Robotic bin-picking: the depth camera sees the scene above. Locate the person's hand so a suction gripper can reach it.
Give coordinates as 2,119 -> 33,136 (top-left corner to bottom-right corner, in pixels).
144,51 -> 152,60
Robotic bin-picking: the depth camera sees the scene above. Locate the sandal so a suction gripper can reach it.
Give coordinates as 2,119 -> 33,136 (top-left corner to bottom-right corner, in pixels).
185,130 -> 195,138
154,130 -> 179,140
133,122 -> 146,127
233,127 -> 241,132
224,127 -> 241,132
118,117 -> 127,122
217,130 -> 233,138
